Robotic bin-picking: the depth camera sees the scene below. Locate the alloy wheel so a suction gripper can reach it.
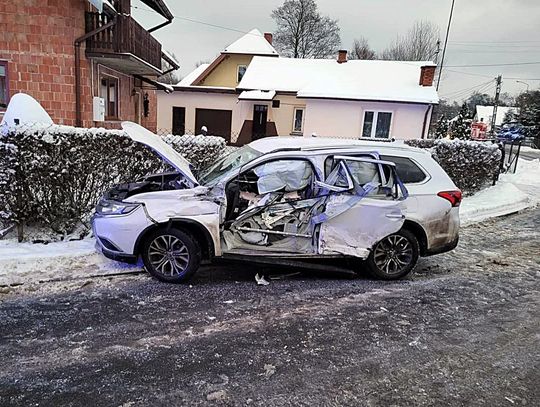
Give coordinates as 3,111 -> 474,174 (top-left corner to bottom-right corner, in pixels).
148,235 -> 190,277
373,234 -> 414,276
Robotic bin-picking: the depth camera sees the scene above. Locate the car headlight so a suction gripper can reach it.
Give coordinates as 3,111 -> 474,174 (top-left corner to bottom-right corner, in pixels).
96,200 -> 140,216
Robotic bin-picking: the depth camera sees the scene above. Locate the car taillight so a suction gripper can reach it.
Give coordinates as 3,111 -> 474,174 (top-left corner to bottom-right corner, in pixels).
437,190 -> 462,207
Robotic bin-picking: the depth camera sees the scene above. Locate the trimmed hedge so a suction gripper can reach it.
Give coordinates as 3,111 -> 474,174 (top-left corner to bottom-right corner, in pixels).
405,139 -> 502,193
0,124 -> 227,239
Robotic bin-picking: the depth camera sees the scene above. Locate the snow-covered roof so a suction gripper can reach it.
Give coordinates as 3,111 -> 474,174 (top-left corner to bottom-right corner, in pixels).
238,57 -> 439,104
223,29 -> 278,56
238,90 -> 276,101
475,105 -> 519,126
177,64 -> 209,86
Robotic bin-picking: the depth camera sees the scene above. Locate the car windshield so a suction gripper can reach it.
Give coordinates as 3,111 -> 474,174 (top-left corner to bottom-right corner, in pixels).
198,145 -> 263,187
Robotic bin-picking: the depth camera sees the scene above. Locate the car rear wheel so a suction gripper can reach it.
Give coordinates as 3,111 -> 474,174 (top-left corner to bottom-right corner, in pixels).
142,228 -> 200,283
366,229 -> 419,280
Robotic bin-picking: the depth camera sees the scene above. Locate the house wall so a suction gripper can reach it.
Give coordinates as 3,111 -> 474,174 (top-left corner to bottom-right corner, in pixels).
157,91 -> 306,139
303,99 -> 431,139
0,0 -> 157,130
157,91 -> 431,143
199,54 -> 254,88
157,90 -> 239,134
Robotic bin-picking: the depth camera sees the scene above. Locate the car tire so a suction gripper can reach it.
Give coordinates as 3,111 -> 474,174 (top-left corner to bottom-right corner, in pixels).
141,228 -> 201,283
365,229 -> 419,280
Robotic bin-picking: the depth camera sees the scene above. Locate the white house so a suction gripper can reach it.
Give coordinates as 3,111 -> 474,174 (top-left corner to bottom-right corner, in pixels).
157,29 -> 439,145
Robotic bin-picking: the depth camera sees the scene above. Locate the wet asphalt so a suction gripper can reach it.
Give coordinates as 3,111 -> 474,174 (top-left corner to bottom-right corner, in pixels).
0,208 -> 539,406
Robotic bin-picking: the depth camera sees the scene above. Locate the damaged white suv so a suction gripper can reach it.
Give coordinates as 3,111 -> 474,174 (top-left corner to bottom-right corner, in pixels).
92,122 -> 461,283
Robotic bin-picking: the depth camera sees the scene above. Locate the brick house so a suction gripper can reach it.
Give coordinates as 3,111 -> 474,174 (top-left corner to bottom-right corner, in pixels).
0,0 -> 179,130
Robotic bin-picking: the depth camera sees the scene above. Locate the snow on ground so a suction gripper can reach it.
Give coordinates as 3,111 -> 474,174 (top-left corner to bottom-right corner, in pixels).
460,158 -> 540,226
0,238 -> 140,288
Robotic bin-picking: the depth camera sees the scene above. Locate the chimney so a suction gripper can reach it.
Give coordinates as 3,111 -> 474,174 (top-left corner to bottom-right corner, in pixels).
264,32 -> 273,45
337,49 -> 347,64
419,65 -> 436,86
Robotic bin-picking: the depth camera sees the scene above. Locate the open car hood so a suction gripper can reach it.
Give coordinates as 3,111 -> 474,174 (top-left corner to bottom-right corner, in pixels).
122,122 -> 198,186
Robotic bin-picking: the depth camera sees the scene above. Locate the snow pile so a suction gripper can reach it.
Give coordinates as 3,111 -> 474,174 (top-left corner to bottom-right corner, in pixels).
405,139 -> 501,193
461,158 -> 540,225
0,238 -> 140,288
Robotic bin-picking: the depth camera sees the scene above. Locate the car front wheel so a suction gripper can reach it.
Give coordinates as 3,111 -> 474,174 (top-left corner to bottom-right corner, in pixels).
142,228 -> 201,283
366,229 -> 419,280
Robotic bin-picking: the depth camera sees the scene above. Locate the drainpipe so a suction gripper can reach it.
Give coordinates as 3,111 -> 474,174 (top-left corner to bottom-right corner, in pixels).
421,104 -> 433,139
74,18 -> 116,127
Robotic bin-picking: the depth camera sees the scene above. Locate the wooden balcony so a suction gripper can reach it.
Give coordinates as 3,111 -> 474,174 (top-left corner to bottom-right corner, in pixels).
85,12 -> 163,76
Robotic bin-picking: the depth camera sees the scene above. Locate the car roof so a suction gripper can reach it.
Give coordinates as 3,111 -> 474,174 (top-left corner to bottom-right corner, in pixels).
249,136 -> 428,156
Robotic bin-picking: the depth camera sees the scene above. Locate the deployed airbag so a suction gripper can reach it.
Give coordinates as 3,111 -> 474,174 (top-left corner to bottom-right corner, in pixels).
254,160 -> 312,194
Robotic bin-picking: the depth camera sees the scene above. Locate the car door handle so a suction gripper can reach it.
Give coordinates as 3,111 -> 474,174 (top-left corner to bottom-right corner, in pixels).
386,213 -> 405,219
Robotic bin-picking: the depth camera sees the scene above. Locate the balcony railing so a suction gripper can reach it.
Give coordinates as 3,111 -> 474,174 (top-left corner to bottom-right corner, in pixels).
85,12 -> 162,71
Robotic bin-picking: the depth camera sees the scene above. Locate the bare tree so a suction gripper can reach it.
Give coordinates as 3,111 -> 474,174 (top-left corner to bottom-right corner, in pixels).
350,37 -> 376,60
158,52 -> 181,84
271,0 -> 341,58
380,21 -> 440,61
158,71 -> 181,85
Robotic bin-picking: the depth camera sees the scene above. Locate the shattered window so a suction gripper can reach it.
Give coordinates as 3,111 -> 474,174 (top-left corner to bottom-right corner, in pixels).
198,145 -> 262,187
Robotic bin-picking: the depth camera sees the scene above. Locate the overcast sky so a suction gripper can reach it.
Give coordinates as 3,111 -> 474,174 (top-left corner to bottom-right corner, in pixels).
133,0 -> 540,103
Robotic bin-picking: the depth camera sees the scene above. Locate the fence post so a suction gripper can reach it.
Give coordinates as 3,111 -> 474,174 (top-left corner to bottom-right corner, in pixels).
494,141 -> 504,185
514,140 -> 522,173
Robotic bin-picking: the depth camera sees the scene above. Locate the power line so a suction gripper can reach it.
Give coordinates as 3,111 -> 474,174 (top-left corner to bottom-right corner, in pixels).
444,70 -> 540,81
436,0 -> 455,91
448,83 -> 496,102
450,40 -> 540,44
445,69 -> 496,78
440,79 -> 495,98
131,4 -> 262,37
445,61 -> 540,67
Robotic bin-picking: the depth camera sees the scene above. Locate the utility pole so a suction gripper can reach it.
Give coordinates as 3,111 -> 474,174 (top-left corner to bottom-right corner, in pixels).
490,75 -> 502,137
436,0 -> 456,91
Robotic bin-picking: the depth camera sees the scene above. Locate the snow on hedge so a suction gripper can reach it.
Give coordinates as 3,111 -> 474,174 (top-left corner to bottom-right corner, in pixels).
0,124 -> 228,240
162,133 -> 227,169
405,138 -> 502,193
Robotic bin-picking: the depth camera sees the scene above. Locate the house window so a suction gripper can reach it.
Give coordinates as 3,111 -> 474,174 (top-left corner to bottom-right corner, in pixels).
100,77 -> 119,119
292,107 -> 304,134
362,111 -> 392,138
0,61 -> 8,109
237,65 -> 247,83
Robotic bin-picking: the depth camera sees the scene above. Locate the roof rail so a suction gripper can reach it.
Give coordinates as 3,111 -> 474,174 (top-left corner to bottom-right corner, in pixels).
358,137 -> 396,143
266,147 -> 302,154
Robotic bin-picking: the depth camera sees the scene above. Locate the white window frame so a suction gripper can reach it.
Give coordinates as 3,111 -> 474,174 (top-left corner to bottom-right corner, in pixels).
292,107 -> 305,135
361,110 -> 393,138
237,65 -> 247,83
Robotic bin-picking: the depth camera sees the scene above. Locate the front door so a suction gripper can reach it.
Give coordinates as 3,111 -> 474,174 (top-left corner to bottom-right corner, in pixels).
252,105 -> 268,139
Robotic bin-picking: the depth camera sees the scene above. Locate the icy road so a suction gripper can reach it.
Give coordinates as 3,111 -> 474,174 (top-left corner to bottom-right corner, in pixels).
0,208 -> 539,406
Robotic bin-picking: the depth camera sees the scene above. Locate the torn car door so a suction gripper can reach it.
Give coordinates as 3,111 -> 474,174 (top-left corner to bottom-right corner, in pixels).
222,159 -> 323,254
318,156 -> 407,258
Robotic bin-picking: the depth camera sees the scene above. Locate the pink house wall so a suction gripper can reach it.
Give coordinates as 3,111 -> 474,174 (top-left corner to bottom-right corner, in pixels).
303,99 -> 433,139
